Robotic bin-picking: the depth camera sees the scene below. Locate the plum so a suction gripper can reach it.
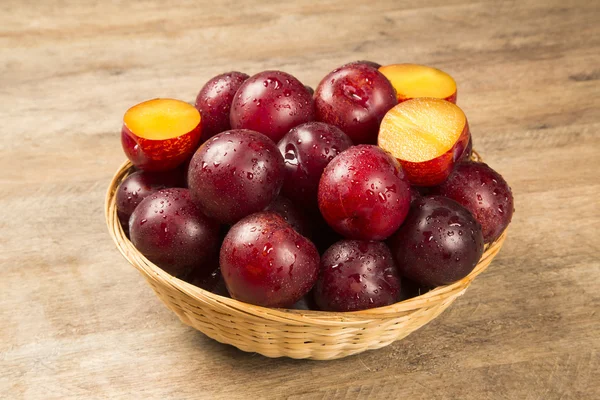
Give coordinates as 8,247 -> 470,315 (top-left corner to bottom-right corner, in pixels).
291,293 -> 318,310
220,212 -> 320,308
389,196 -> 484,287
318,145 -> 411,240
195,71 -> 250,141
435,161 -> 514,243
378,98 -> 470,186
378,64 -> 457,103
115,169 -> 185,232
265,195 -> 311,237
307,211 -> 344,254
314,240 -> 401,312
314,63 -> 397,144
129,188 -> 220,277
121,99 -> 202,171
277,121 -> 353,210
183,267 -> 220,291
399,278 -> 432,301
183,267 -> 230,297
409,186 -> 422,204
230,70 -> 315,142
187,129 -> 285,224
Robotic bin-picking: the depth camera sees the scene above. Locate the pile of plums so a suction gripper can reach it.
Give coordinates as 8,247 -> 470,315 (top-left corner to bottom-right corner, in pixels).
116,61 -> 514,312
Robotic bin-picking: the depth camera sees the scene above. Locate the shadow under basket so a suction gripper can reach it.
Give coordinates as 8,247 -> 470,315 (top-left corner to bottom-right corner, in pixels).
105,151 -> 508,360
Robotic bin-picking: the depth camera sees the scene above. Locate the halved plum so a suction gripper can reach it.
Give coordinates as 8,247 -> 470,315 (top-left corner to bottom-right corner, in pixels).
379,64 -> 457,103
121,99 -> 202,171
378,98 -> 470,186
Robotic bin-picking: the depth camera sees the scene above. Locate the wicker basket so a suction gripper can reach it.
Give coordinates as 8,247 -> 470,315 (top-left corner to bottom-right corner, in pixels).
105,151 -> 507,360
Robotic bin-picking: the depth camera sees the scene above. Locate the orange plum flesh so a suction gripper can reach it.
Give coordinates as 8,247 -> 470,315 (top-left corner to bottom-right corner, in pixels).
378,98 -> 470,186
379,64 -> 457,104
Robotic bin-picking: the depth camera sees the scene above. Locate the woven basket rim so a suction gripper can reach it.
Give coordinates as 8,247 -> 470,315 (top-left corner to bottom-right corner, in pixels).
105,150 -> 508,325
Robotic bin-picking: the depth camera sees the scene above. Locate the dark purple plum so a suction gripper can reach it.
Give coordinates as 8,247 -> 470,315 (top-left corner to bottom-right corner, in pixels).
129,188 -> 220,277
116,169 -> 185,232
195,71 -> 250,141
314,240 -> 401,312
277,121 -> 353,210
230,70 -> 315,142
318,145 -> 411,240
409,186 -> 422,204
183,267 -> 230,297
183,266 -> 220,291
212,277 -> 231,297
220,212 -> 320,308
265,195 -> 311,236
414,185 -> 434,197
399,278 -> 432,301
187,129 -> 285,224
435,161 -> 514,243
291,293 -> 318,310
389,196 -> 484,287
314,63 -> 397,144
307,211 -> 344,254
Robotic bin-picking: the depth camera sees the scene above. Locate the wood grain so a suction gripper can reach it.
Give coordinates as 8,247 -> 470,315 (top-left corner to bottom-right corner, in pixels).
1,0 -> 598,398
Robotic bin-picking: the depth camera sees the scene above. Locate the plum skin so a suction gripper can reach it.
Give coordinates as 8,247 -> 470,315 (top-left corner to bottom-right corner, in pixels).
314,63 -> 397,144
314,240 -> 401,312
183,267 -> 230,297
187,129 -> 285,224
265,195 -> 311,237
129,188 -> 220,277
397,123 -> 471,187
291,292 -> 318,310
195,71 -> 249,141
388,195 -> 484,287
318,145 -> 411,240
399,278 -> 432,301
220,212 -> 320,308
115,169 -> 185,232
409,186 -> 422,204
121,123 -> 201,172
230,70 -> 315,142
307,211 -> 344,254
277,121 -> 353,210
435,161 -> 514,243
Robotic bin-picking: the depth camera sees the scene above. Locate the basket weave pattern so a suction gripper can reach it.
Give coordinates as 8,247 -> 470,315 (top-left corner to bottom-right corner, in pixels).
105,152 -> 507,360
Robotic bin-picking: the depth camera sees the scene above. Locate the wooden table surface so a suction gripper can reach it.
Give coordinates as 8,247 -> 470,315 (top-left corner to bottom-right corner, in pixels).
2,0 -> 599,399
